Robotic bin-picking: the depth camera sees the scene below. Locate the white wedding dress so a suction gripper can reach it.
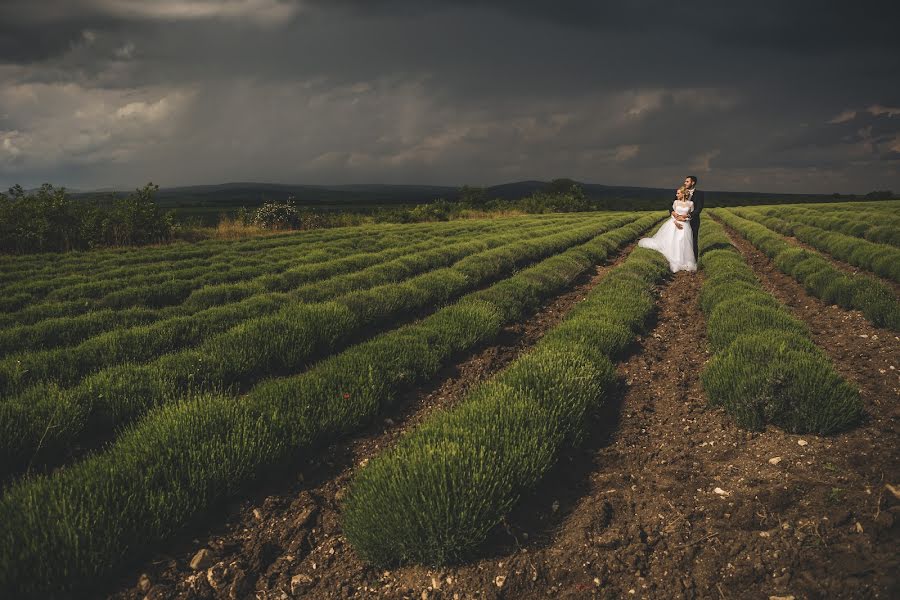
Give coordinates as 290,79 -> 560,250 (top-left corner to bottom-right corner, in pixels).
638,200 -> 697,272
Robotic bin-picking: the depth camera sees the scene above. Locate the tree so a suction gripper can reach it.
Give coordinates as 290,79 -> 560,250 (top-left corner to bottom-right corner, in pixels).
0,181 -> 174,253
458,185 -> 488,207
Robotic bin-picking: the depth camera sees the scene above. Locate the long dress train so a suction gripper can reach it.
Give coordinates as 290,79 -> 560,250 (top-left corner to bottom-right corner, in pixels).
637,200 -> 697,272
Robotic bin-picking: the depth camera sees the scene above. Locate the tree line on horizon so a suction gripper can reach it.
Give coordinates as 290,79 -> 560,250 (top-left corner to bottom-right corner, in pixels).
0,179 -> 894,254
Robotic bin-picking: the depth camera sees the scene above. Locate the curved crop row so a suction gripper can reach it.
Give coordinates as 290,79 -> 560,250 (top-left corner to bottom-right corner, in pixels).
0,219 -> 380,286
4,214 -> 590,307
756,206 -> 900,246
0,217 -> 595,395
697,218 -> 863,434
0,217 -> 557,322
0,213 -> 600,289
731,208 -> 900,283
0,217 -> 576,356
341,246 -> 669,566
0,232 -> 412,329
713,210 -> 899,330
0,229 -> 373,303
0,214 -> 482,280
788,200 -> 900,215
0,216 -> 648,481
0,214 -> 661,598
5,232 -> 393,308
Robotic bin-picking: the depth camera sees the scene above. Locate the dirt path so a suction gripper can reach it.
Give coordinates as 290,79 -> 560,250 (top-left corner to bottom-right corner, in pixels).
107,243 -> 643,600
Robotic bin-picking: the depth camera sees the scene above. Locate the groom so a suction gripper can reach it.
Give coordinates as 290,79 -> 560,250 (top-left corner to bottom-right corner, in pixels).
672,175 -> 704,260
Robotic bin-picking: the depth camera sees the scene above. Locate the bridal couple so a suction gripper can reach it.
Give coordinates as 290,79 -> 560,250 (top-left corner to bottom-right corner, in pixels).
638,175 -> 705,272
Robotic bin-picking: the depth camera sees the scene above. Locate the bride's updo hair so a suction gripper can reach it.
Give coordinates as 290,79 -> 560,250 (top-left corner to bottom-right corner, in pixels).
676,185 -> 688,201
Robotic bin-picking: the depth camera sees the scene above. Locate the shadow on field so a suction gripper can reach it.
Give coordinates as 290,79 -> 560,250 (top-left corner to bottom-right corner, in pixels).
475,312 -> 661,561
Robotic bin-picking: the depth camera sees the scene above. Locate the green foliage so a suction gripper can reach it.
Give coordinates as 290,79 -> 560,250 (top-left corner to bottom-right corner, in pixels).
734,209 -> 900,283
698,217 -> 863,434
252,197 -> 300,229
0,215 -> 644,481
0,183 -> 173,253
702,331 -> 862,433
0,214 -> 662,597
516,180 -> 592,213
754,205 -> 900,247
457,185 -> 488,207
714,209 -> 899,330
341,246 -> 668,566
343,387 -> 562,565
0,218 -> 566,350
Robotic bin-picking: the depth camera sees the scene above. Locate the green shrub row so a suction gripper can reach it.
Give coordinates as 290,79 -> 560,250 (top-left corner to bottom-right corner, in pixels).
0,215 -> 373,285
713,210 -> 899,330
0,216 -> 645,481
341,247 -> 669,566
6,214 -> 590,307
184,216 -> 581,305
0,216 -> 564,324
1,230 -> 358,303
757,206 -> 900,246
0,213 -> 599,288
732,209 -> 900,283
697,217 -> 863,434
10,230 -> 392,305
0,217 -> 594,394
0,214 -> 661,598
762,202 -> 900,220
0,234 -> 445,355
763,203 -> 900,221
0,217 -> 576,356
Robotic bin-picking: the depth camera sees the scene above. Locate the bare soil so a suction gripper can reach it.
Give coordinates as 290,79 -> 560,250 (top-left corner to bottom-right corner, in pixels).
108,231 -> 899,600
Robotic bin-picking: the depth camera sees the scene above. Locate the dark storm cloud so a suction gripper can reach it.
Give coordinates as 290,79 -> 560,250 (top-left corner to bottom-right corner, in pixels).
315,0 -> 900,51
0,0 -> 898,193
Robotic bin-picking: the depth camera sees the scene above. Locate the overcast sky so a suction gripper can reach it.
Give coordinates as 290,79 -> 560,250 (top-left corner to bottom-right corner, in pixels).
1,0 -> 899,193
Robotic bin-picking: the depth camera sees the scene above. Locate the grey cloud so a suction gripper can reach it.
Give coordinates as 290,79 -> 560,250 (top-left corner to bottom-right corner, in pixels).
0,1 -> 898,193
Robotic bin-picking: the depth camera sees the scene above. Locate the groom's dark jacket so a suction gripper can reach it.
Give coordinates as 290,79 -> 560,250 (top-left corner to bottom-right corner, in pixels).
689,189 -> 705,223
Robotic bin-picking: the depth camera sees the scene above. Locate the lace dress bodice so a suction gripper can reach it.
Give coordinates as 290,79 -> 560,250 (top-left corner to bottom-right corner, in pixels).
672,200 -> 694,217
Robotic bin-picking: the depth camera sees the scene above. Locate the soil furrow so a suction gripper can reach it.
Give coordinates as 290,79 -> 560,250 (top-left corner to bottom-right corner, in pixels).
106,242 -> 644,600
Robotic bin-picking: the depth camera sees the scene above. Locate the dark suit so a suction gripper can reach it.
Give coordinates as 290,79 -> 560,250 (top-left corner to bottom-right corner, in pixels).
687,189 -> 704,260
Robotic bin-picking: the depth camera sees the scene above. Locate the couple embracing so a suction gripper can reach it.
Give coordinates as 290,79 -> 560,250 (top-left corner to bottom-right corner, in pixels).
638,175 -> 705,273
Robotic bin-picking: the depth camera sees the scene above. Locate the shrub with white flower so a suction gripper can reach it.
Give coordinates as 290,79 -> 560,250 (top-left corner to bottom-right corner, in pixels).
253,198 -> 300,230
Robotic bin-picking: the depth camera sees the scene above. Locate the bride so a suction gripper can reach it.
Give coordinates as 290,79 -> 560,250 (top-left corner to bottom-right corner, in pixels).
637,185 -> 697,272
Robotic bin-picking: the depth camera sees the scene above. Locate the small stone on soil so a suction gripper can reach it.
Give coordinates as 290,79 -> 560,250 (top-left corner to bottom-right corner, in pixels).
189,548 -> 214,571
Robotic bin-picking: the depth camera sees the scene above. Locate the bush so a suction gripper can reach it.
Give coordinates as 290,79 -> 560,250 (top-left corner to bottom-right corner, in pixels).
702,332 -> 862,433
253,198 -> 300,230
698,216 -> 863,434
0,183 -> 173,254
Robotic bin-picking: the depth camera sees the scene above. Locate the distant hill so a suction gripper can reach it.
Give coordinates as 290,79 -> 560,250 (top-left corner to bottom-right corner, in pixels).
67,180 -> 847,224
72,179 -> 826,205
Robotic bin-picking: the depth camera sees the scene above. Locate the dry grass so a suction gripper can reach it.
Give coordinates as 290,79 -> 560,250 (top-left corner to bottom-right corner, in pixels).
172,216 -> 284,242
213,216 -> 271,239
